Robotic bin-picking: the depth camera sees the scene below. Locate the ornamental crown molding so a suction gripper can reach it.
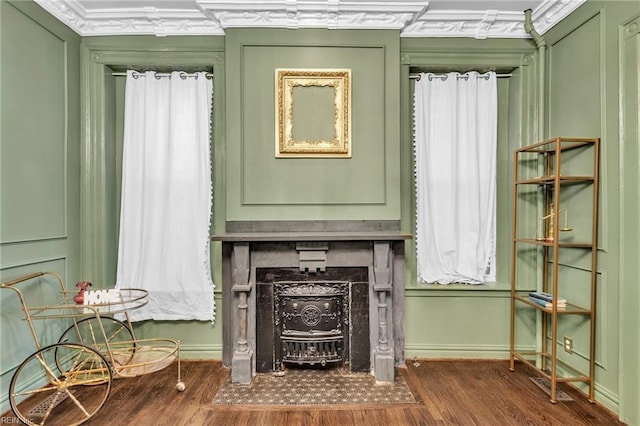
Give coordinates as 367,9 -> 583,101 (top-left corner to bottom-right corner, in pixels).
199,0 -> 425,31
33,0 -> 586,39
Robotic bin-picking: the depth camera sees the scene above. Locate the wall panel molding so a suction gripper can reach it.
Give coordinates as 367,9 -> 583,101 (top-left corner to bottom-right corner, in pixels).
618,11 -> 640,425
1,2 -> 68,244
225,29 -> 401,222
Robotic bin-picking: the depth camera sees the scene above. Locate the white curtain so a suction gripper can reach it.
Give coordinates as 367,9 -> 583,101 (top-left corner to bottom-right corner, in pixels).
116,70 -> 215,321
413,71 -> 497,285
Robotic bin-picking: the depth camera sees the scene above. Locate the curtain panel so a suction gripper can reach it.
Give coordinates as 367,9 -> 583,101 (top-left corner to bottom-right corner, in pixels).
116,70 -> 215,321
413,71 -> 497,284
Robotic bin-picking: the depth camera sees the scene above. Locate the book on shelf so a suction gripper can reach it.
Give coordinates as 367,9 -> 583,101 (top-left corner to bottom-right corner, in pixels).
528,295 -> 566,309
529,291 -> 567,304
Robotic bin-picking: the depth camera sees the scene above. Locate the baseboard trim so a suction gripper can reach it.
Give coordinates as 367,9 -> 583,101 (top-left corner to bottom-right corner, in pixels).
179,344 -> 222,360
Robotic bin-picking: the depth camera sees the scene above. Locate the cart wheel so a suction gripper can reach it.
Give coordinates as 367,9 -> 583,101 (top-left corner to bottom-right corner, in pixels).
58,317 -> 135,368
9,342 -> 112,426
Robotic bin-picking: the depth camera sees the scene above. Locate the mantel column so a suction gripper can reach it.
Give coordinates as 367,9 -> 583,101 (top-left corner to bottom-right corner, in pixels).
231,242 -> 253,384
373,241 -> 394,382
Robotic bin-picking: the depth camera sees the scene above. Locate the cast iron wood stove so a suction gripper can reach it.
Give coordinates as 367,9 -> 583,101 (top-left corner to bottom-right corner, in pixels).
274,281 -> 348,368
256,267 -> 370,374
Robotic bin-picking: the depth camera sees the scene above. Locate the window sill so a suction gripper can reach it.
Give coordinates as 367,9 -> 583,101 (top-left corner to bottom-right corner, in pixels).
405,280 -> 530,297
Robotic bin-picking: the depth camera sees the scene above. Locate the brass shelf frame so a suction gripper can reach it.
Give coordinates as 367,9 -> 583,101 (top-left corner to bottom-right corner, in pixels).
509,137 -> 600,403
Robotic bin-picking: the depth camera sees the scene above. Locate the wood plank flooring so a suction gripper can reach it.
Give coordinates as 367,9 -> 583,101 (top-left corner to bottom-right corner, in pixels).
3,359 -> 624,425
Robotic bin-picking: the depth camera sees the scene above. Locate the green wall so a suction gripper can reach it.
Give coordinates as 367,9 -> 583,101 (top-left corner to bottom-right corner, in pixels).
619,12 -> 640,426
224,29 -> 401,222
0,0 -> 81,414
543,2 -> 640,422
1,0 -> 639,423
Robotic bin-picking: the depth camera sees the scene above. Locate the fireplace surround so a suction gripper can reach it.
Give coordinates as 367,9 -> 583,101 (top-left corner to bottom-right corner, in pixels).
213,221 -> 410,384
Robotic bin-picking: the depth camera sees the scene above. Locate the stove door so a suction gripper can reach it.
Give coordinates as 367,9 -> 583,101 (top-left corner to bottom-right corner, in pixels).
274,283 -> 348,368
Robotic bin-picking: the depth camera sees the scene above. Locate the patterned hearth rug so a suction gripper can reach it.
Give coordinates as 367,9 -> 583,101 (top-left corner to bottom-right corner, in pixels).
212,367 -> 417,406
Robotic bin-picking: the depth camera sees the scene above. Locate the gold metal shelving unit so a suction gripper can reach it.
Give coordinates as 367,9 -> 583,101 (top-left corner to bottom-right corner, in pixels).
509,137 -> 599,403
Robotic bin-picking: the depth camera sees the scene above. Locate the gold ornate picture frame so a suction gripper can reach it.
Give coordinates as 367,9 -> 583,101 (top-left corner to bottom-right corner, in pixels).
275,68 -> 351,158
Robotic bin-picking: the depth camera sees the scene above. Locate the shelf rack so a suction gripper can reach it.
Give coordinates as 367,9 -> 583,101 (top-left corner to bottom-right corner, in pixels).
509,137 -> 599,403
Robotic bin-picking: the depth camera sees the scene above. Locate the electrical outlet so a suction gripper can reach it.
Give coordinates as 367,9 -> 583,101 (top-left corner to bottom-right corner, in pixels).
564,336 -> 573,353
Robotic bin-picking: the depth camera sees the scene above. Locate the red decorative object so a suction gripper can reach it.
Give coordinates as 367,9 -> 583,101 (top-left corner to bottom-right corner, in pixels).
73,281 -> 92,304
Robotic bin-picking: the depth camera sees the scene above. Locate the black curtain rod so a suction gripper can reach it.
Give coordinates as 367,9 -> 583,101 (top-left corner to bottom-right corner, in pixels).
410,73 -> 512,81
111,71 -> 213,78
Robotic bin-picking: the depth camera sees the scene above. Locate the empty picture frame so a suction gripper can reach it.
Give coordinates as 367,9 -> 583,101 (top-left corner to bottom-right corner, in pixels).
275,68 -> 352,158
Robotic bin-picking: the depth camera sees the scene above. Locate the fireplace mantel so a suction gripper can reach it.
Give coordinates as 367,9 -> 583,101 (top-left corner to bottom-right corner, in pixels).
212,221 -> 410,384
213,219 -> 412,242
212,230 -> 412,242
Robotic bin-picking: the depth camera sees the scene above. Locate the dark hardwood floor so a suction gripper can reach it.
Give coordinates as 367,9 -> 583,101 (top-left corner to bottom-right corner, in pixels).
3,359 -> 624,425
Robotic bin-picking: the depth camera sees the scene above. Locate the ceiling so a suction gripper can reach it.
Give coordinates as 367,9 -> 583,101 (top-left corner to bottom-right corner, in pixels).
33,0 -> 586,38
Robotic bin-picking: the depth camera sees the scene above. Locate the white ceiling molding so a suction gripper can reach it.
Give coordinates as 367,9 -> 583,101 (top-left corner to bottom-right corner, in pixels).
526,0 -> 586,34
32,0 -> 586,38
197,0 -> 429,30
403,0 -> 586,38
402,10 -> 525,39
33,0 -> 225,36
